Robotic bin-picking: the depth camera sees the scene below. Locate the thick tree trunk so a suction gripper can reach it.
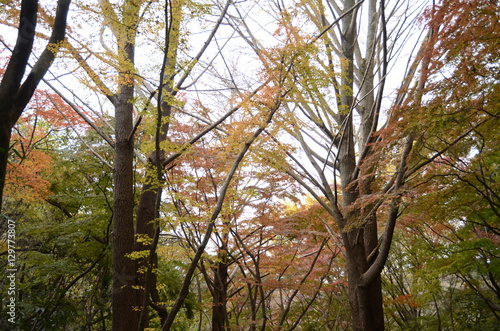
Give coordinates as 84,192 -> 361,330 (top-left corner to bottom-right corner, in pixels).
112,87 -> 139,330
337,1 -> 386,329
348,277 -> 384,331
344,236 -> 384,331
112,35 -> 140,329
211,259 -> 229,331
107,1 -> 143,328
0,125 -> 12,211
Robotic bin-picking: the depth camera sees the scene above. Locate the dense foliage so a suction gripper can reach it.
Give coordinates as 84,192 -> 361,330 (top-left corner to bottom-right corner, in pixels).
1,0 -> 499,330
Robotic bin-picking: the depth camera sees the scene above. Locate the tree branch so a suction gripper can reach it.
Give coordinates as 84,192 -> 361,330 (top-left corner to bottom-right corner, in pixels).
13,0 -> 72,122
161,92 -> 285,330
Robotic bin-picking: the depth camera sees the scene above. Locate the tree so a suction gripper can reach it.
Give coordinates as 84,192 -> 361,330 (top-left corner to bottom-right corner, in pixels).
0,0 -> 71,213
102,1 -> 141,328
2,1 -> 148,326
0,89 -> 113,330
163,132 -> 341,329
52,1 -> 289,328
383,0 -> 500,328
223,0 -> 432,328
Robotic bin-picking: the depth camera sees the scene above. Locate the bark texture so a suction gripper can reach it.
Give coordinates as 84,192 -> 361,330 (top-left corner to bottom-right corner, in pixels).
110,2 -> 140,329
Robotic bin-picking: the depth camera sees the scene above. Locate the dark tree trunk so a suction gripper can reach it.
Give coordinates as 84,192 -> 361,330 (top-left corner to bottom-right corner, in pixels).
344,231 -> 385,331
111,39 -> 140,330
0,125 -> 12,212
212,259 -> 229,331
336,1 -> 385,329
135,169 -> 161,331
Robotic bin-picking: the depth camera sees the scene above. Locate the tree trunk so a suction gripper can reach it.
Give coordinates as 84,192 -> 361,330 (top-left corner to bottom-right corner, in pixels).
135,166 -> 162,331
337,0 -> 385,329
112,34 -> 140,329
0,124 -> 12,211
344,234 -> 384,331
112,85 -> 139,330
211,258 -> 229,330
349,279 -> 384,331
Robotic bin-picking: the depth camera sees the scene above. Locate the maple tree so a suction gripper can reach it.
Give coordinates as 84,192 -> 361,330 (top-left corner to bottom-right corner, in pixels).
38,0 -> 294,329
223,0 -> 498,329
225,1 -> 429,329
383,0 -> 500,328
0,88 -> 112,330
163,134 -> 342,329
0,0 -> 71,213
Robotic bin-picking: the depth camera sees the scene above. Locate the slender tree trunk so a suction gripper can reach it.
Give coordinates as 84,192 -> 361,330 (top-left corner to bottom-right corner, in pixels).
135,165 -> 163,331
134,178 -> 157,300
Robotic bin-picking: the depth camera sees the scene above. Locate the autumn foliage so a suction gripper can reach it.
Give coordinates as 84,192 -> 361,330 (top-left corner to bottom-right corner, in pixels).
1,0 -> 499,330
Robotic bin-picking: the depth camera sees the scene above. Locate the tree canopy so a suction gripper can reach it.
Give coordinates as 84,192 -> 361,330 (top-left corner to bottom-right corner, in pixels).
1,0 -> 499,330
